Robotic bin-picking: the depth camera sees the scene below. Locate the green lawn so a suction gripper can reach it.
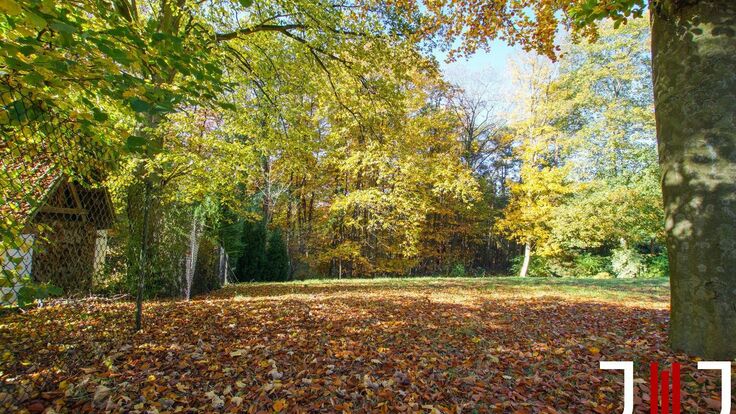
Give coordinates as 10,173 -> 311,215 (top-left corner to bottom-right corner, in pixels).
214,276 -> 670,307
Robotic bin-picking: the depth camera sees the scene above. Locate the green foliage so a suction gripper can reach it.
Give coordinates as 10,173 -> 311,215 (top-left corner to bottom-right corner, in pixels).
498,18 -> 662,270
642,252 -> 669,278
509,249 -> 667,279
573,254 -> 611,277
611,242 -> 644,279
13,283 -> 62,307
510,255 -> 551,278
551,173 -> 663,251
264,229 -> 290,282
192,238 -> 222,296
569,0 -> 646,30
449,263 -> 466,277
219,220 -> 246,268
232,224 -> 290,282
236,221 -> 267,282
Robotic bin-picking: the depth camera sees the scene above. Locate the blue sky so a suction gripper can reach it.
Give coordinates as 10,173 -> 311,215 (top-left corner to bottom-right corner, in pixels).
433,39 -> 524,100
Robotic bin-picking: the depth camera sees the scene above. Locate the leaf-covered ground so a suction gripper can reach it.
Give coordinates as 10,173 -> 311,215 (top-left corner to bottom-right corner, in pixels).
1,277 -> 732,413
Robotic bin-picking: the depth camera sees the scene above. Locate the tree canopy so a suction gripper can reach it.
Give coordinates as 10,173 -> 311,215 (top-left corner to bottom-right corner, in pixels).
3,0 -> 734,358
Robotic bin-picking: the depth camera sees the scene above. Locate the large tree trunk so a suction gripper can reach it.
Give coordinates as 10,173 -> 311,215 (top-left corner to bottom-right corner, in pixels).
651,0 -> 736,359
519,243 -> 531,278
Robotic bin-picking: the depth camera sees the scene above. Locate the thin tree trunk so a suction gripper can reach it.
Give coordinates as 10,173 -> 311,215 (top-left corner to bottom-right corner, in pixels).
134,179 -> 152,332
218,246 -> 228,286
519,243 -> 531,278
652,0 -> 736,358
183,209 -> 203,301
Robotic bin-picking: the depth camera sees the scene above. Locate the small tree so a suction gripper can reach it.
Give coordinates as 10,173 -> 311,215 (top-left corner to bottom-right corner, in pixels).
236,221 -> 267,282
265,229 -> 290,281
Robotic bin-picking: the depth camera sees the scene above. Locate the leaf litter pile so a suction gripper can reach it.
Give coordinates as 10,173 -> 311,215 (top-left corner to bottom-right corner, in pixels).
0,278 -> 732,413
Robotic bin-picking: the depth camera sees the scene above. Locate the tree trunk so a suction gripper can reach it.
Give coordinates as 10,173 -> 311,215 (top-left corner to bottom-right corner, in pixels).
183,209 -> 203,301
651,0 -> 736,359
134,179 -> 152,332
519,243 -> 531,278
218,246 -> 228,286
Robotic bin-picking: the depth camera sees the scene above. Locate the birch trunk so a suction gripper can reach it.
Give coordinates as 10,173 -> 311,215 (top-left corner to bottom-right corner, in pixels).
519,243 -> 531,278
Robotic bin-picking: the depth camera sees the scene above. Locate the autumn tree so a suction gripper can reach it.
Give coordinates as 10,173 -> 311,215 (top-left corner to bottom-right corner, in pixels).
495,54 -> 573,277
212,25 -> 482,278
443,80 -> 516,272
548,18 -> 664,255
395,0 -> 736,358
311,55 -> 479,276
6,0 -> 440,327
450,82 -> 509,177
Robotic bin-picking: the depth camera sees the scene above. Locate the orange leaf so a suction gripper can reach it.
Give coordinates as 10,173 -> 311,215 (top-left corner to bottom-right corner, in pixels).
273,399 -> 287,412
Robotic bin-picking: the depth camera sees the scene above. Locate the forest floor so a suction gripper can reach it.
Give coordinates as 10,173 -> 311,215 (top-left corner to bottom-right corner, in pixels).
1,277 -> 731,413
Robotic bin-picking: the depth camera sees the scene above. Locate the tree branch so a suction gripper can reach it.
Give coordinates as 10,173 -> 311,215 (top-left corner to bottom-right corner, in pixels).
278,30 -> 351,66
215,24 -> 306,42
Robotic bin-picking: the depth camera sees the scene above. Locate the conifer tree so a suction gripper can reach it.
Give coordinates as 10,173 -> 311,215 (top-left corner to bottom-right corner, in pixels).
236,221 -> 267,282
265,229 -> 290,281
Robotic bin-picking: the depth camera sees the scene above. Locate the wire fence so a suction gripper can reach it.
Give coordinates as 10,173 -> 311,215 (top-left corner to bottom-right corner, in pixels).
0,77 -> 233,410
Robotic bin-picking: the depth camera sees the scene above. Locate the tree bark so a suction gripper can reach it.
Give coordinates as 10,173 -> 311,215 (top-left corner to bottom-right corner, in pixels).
134,179 -> 152,332
218,246 -> 228,286
651,0 -> 736,358
519,243 -> 531,278
183,209 -> 203,301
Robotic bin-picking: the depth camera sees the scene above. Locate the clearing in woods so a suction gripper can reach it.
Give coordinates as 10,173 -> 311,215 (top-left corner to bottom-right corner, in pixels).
0,277 -> 728,413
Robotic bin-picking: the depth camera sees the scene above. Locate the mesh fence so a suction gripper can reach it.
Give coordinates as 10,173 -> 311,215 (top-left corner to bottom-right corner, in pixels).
0,76 -> 115,305
0,78 -> 234,410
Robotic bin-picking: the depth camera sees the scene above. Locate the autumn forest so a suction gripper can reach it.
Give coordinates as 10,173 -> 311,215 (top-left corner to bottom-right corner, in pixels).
1,0 -> 735,412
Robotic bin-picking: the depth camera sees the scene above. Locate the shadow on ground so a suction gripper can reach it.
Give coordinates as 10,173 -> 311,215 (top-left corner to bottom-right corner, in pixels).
2,278 -> 726,414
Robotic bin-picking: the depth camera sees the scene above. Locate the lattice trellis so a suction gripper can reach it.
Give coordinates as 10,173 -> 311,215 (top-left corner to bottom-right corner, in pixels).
1,77 -> 114,304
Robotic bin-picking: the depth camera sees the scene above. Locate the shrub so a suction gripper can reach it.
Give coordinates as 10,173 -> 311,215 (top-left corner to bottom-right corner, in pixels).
510,252 -> 613,278
611,243 -> 644,278
573,253 -> 611,277
450,263 -> 466,277
641,251 -> 669,278
510,255 -> 552,277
